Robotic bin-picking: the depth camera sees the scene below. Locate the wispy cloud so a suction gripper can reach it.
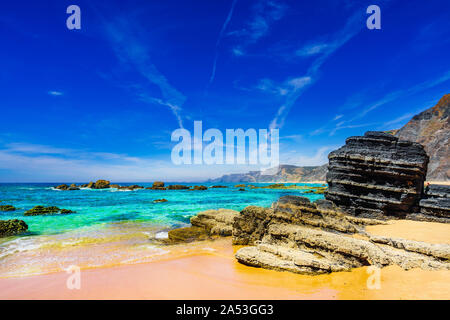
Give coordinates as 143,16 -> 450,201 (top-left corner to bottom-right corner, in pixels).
209,0 -> 239,85
48,91 -> 63,96
229,0 -> 287,55
102,16 -> 186,128
295,43 -> 329,57
281,145 -> 337,166
317,69 -> 450,136
269,10 -> 365,130
255,76 -> 311,97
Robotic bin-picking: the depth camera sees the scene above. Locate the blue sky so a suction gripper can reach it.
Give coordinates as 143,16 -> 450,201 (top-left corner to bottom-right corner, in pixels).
0,0 -> 449,182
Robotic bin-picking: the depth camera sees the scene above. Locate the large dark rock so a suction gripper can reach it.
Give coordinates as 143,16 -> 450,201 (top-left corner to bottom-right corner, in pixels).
416,185 -> 450,222
325,131 -> 429,219
0,219 -> 28,237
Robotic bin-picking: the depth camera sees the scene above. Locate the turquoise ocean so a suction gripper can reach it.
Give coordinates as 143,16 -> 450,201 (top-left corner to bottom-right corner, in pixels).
0,182 -> 325,277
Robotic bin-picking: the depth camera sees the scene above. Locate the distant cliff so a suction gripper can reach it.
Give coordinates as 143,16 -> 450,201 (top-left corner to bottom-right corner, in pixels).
209,164 -> 328,183
394,94 -> 449,181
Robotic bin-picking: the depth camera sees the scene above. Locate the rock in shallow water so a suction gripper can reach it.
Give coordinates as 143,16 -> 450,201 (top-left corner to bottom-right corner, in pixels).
0,219 -> 28,237
325,131 -> 429,220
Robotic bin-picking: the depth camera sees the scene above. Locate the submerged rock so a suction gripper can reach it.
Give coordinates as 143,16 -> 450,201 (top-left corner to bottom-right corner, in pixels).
118,185 -> 144,191
191,185 -> 208,191
210,185 -> 227,188
153,199 -> 168,203
233,195 -> 449,274
167,185 -> 190,190
24,206 -> 75,216
0,219 -> 28,237
325,131 -> 429,220
0,205 -> 16,212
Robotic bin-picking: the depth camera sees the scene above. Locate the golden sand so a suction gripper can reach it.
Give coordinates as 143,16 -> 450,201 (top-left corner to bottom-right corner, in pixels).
0,220 -> 449,300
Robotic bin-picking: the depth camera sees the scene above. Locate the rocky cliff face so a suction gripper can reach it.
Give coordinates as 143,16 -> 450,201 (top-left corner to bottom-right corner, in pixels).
210,164 -> 328,183
325,131 -> 429,220
233,196 -> 450,274
394,94 -> 450,181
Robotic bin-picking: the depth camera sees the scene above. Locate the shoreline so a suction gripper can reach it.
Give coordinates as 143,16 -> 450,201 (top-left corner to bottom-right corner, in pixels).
0,219 -> 449,300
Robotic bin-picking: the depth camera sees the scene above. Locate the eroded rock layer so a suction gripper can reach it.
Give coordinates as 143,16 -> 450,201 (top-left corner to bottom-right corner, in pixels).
233,196 -> 450,274
416,185 -> 450,222
325,131 -> 429,219
167,208 -> 240,243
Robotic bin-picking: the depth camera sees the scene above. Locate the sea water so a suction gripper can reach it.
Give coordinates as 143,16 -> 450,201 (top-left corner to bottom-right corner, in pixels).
0,182 -> 325,276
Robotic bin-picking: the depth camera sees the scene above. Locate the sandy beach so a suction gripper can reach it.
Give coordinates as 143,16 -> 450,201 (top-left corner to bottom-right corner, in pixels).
1,219 -> 449,300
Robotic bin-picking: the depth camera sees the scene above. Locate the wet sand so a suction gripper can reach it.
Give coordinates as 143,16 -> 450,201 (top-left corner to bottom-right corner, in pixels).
0,220 -> 449,300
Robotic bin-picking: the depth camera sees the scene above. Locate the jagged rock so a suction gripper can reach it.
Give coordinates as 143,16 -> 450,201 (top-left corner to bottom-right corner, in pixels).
394,94 -> 449,181
152,181 -> 165,188
325,131 -> 429,219
87,181 -> 95,188
93,180 -> 110,189
191,209 -> 240,236
0,219 -> 28,237
233,196 -> 371,246
167,185 -> 190,190
166,208 -> 240,243
0,205 -> 16,212
233,195 -> 449,274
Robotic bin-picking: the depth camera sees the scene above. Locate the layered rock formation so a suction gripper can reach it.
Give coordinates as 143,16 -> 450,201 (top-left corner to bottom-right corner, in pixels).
416,185 -> 450,222
167,208 -> 239,243
234,196 -> 450,274
394,94 -> 449,181
325,131 -> 429,220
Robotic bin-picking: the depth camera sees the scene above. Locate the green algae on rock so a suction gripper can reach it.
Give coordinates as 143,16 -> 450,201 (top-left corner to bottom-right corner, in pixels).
0,219 -> 28,237
0,205 -> 17,212
24,206 -> 75,216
